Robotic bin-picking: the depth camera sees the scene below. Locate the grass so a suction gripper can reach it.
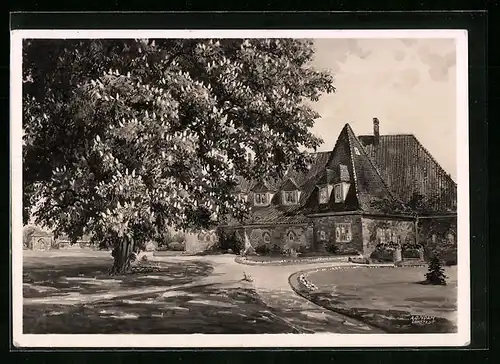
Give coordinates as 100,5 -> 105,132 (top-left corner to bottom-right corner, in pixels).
291,266 -> 457,333
23,251 -> 297,334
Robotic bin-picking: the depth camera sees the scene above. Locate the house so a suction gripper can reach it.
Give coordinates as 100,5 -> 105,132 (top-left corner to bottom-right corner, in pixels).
218,118 -> 458,261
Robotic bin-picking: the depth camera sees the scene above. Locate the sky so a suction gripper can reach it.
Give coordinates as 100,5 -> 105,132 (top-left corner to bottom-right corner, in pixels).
309,38 -> 457,180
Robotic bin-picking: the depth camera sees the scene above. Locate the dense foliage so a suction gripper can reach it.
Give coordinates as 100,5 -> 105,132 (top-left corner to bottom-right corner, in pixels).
23,38 -> 334,272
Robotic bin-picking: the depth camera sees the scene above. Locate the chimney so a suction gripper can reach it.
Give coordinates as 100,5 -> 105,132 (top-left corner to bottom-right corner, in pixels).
373,117 -> 380,146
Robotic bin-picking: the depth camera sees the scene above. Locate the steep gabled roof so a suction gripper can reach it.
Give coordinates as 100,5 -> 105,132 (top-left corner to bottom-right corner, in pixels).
252,179 -> 279,193
302,124 -> 404,214
343,124 -> 405,212
281,177 -> 300,191
358,134 -> 457,212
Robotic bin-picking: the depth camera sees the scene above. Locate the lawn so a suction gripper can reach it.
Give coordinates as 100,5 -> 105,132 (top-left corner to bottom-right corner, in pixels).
292,266 -> 458,333
23,253 -> 213,299
23,251 -> 297,334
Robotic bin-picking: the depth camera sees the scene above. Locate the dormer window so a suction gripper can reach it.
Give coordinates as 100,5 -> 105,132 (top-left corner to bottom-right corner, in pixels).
254,192 -> 269,206
282,190 -> 299,205
286,230 -> 297,243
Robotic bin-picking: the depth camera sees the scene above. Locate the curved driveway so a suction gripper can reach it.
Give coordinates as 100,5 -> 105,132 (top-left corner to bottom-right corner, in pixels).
155,255 -> 382,334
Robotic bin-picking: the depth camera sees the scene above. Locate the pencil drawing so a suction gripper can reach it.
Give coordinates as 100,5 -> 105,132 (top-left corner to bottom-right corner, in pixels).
20,36 -> 459,337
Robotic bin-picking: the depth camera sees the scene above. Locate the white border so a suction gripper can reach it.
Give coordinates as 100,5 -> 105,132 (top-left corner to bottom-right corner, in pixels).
10,29 -> 470,348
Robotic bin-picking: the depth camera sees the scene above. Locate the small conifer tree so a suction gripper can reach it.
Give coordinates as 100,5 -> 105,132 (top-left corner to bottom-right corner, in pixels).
425,253 -> 447,285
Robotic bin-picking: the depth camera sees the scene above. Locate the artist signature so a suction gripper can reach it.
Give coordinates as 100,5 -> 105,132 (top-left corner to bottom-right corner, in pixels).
410,314 -> 436,325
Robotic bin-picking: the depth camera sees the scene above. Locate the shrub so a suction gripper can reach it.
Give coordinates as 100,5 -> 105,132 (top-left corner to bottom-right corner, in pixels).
281,248 -> 298,258
255,244 -> 271,255
172,232 -> 186,243
298,244 -> 309,254
218,230 -> 243,253
370,245 -> 394,262
271,243 -> 282,255
168,241 -> 185,251
325,243 -> 338,254
425,254 -> 447,285
50,240 -> 60,250
403,248 -> 422,259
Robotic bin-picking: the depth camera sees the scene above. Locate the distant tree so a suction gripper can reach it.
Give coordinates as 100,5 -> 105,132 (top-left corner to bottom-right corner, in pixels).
22,225 -> 37,249
23,38 -> 334,273
425,254 -> 447,285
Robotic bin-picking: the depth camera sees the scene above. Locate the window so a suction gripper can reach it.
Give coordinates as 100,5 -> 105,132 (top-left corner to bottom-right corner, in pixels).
377,228 -> 399,245
283,190 -> 298,205
339,164 -> 350,181
334,184 -> 343,203
286,230 -> 296,242
319,186 -> 329,204
197,233 -> 205,241
447,232 -> 455,245
238,193 -> 247,202
254,193 -> 268,206
354,147 -> 361,155
335,223 -> 352,242
262,231 -> 271,244
319,230 -> 326,241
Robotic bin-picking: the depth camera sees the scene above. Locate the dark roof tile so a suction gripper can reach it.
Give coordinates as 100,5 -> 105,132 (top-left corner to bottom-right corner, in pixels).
358,134 -> 457,212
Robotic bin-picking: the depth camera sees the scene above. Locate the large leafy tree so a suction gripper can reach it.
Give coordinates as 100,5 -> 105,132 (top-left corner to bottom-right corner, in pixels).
23,38 -> 335,273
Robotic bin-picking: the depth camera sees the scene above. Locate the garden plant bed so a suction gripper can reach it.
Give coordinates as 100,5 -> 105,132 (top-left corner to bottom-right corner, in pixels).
289,265 -> 457,333
236,254 -> 357,266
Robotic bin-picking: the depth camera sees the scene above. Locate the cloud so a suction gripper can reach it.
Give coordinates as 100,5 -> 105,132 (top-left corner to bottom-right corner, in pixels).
417,45 -> 456,81
314,39 -> 373,72
393,68 -> 421,90
394,49 -> 406,62
400,39 -> 418,47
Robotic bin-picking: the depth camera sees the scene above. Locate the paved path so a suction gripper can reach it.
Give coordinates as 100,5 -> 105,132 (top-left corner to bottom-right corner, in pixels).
153,255 -> 382,333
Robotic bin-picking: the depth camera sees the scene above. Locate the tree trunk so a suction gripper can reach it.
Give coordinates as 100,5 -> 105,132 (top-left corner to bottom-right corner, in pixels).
110,236 -> 135,275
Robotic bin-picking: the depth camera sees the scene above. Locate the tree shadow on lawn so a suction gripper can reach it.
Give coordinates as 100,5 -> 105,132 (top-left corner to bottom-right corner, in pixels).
23,258 -> 214,299
23,283 -> 300,334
